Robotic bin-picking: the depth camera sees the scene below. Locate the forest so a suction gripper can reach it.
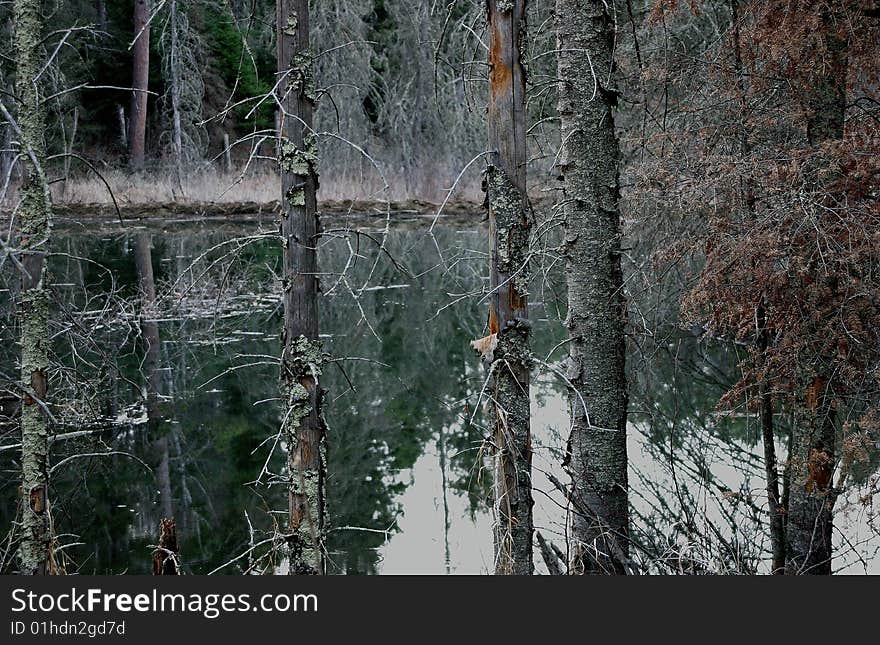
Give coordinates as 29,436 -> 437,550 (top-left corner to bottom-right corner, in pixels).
0,0 -> 878,576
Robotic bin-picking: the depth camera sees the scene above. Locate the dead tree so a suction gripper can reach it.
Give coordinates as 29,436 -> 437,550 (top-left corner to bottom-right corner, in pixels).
128,0 -> 151,171
483,0 -> 533,575
277,0 -> 326,575
151,518 -> 180,575
555,0 -> 629,574
13,0 -> 53,575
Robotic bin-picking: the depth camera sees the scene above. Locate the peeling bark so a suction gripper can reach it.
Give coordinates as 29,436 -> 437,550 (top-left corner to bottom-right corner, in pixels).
485,0 -> 533,576
151,518 -> 180,575
278,0 -> 326,576
14,0 -> 53,576
555,0 -> 629,574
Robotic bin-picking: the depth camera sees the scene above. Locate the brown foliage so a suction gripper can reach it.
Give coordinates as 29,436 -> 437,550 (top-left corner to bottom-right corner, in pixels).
638,0 -> 880,416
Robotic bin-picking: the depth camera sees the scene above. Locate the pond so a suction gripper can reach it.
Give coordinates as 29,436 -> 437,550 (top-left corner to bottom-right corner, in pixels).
0,216 -> 877,574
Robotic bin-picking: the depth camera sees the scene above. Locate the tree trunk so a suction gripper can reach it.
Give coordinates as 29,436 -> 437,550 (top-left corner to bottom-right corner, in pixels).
784,12 -> 847,575
757,305 -> 785,574
133,232 -> 174,522
95,0 -> 107,32
1,81 -> 17,188
128,0 -> 151,171
730,0 -> 785,573
277,0 -> 326,576
151,518 -> 180,575
485,0 -> 533,575
14,0 -> 53,576
555,0 -> 629,575
169,0 -> 184,191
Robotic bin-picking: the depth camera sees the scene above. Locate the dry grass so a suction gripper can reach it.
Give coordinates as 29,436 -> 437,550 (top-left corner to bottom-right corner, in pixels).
44,164 -> 483,207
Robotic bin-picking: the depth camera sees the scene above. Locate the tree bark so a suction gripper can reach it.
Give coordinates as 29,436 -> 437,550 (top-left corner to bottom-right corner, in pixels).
14,0 -> 52,576
1,83 -> 15,188
168,0 -> 184,190
128,0 -> 151,171
555,0 -> 629,574
277,0 -> 326,575
151,518 -> 180,575
485,0 -> 533,575
95,0 -> 107,33
757,306 -> 785,574
784,11 -> 847,575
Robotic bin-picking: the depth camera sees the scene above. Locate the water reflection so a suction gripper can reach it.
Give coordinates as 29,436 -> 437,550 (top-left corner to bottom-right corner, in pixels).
0,218 -> 877,574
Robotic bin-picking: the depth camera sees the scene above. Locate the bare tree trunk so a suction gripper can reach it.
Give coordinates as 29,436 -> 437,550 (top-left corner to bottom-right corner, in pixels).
117,104 -> 128,151
485,0 -> 533,575
784,12 -> 847,576
277,0 -> 326,576
61,107 -> 78,198
555,0 -> 629,575
151,518 -> 180,574
757,306 -> 785,573
169,0 -> 184,191
1,80 -> 17,188
95,0 -> 107,32
128,0 -> 151,171
223,132 -> 232,173
14,0 -> 53,576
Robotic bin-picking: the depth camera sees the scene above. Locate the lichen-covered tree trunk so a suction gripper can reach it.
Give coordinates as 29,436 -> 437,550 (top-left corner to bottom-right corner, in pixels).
485,0 -> 533,575
128,0 -> 150,171
14,0 -> 53,575
277,0 -> 326,575
555,0 -> 629,575
784,13 -> 847,576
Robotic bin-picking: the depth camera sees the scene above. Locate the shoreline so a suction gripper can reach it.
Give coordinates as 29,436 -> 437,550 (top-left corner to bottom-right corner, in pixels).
52,197 -> 484,218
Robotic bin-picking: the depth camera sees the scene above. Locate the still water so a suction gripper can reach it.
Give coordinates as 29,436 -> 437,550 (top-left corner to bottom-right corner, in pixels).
1,216 -> 877,574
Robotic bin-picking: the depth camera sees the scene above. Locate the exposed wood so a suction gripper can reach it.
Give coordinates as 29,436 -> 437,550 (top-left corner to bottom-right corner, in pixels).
484,0 -> 533,576
152,518 -> 180,575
